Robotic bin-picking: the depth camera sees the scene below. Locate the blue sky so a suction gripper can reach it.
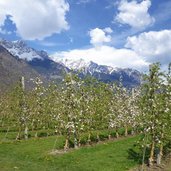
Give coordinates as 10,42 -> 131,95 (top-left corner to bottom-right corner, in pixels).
0,0 -> 171,71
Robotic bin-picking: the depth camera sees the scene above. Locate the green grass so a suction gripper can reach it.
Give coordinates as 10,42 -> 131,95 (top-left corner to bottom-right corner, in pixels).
0,135 -> 139,171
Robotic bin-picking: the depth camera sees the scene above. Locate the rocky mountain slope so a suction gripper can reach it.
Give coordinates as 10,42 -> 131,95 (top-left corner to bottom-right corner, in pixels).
0,39 -> 141,88
0,39 -> 69,82
0,45 -> 43,91
55,58 -> 141,87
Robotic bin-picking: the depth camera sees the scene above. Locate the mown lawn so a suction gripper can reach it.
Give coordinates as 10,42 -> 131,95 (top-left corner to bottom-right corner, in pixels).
0,135 -> 139,171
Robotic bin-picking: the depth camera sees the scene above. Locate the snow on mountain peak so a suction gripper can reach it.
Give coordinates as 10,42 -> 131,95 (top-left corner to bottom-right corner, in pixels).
13,40 -> 27,48
0,39 -> 44,61
57,58 -> 90,70
53,57 -> 118,75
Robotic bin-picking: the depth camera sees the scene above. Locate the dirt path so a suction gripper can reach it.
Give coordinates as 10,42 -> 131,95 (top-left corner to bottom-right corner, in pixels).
49,135 -> 135,155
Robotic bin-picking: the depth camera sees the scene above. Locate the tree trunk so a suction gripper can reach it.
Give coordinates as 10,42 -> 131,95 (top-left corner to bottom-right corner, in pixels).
73,124 -> 78,149
157,132 -> 164,165
108,134 -> 111,140
88,133 -> 91,145
125,125 -> 128,137
64,129 -> 70,151
64,138 -> 69,151
34,132 -> 38,138
149,140 -> 155,166
116,128 -> 119,138
16,126 -> 21,140
34,123 -> 38,138
78,138 -> 81,147
157,144 -> 163,165
96,133 -> 100,142
74,134 -> 78,149
108,128 -> 111,140
24,124 -> 28,140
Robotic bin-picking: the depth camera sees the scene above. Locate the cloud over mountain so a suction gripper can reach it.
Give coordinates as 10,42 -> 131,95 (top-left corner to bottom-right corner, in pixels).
52,45 -> 148,71
126,30 -> 171,66
52,28 -> 171,72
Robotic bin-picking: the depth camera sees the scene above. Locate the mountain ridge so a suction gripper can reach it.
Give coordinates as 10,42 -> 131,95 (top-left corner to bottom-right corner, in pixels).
0,39 -> 141,88
54,58 -> 141,87
0,45 -> 45,91
0,39 -> 69,82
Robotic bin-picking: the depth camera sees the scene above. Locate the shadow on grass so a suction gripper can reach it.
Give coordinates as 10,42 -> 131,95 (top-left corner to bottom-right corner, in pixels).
127,144 -> 150,165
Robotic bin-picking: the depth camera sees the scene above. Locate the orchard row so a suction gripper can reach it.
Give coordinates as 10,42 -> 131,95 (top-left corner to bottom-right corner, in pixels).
0,63 -> 171,166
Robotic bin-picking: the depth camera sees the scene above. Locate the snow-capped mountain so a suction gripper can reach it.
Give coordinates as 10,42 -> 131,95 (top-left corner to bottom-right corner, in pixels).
0,39 -> 68,81
56,58 -> 116,75
55,58 -> 141,87
0,45 -> 44,91
0,39 -> 49,61
0,39 -> 141,87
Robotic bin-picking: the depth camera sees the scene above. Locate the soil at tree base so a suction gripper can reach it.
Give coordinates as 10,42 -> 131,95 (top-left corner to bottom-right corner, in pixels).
130,154 -> 171,171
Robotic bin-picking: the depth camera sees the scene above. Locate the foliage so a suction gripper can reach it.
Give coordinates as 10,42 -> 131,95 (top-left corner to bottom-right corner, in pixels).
0,62 -> 171,167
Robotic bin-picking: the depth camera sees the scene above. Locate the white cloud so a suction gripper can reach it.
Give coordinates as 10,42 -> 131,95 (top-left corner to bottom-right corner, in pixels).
89,28 -> 112,47
51,45 -> 148,71
76,0 -> 96,5
0,0 -> 69,40
126,30 -> 171,66
51,29 -> 171,72
115,0 -> 155,30
103,27 -> 113,34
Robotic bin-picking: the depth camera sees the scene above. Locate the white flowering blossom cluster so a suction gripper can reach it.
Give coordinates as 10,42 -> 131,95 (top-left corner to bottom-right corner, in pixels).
139,63 -> 171,166
0,63 -> 170,161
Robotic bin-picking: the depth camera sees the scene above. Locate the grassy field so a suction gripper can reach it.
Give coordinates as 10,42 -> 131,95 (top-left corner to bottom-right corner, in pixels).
0,135 -> 139,171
